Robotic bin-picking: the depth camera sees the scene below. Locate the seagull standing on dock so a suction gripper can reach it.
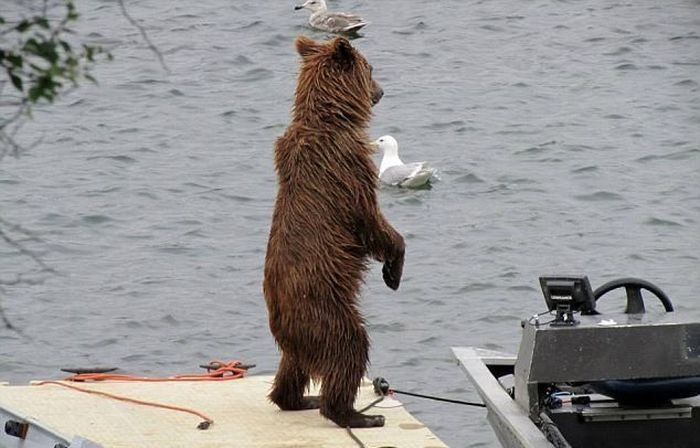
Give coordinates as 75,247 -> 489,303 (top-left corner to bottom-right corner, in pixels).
294,0 -> 369,34
371,135 -> 436,188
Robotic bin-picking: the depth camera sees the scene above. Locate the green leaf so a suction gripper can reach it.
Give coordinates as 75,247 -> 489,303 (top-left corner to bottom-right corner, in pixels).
9,73 -> 23,91
16,20 -> 31,32
48,63 -> 62,77
83,45 -> 93,62
5,52 -> 23,68
22,39 -> 59,64
66,2 -> 79,21
29,75 -> 57,103
22,38 -> 39,54
1,2 -> 112,106
34,17 -> 50,29
39,42 -> 59,64
28,86 -> 42,102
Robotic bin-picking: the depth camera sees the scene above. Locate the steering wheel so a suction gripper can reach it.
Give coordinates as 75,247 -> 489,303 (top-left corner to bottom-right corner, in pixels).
593,278 -> 674,314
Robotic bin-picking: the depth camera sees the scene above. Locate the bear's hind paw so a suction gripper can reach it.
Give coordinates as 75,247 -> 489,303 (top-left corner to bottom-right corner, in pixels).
330,412 -> 385,428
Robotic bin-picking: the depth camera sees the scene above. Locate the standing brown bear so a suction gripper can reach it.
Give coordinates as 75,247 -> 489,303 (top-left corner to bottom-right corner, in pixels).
263,35 -> 405,429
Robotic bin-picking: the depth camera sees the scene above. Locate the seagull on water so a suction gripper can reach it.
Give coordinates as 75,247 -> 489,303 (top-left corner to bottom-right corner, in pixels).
294,0 -> 369,34
371,135 -> 436,188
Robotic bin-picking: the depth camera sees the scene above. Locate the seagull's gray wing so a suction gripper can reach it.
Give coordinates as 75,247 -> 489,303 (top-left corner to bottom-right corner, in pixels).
380,163 -> 424,186
313,12 -> 368,33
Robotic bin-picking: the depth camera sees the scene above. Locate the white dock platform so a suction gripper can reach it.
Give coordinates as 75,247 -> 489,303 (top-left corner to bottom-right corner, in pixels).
0,375 -> 447,448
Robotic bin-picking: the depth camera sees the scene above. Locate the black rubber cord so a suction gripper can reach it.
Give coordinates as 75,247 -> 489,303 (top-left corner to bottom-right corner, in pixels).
373,377 -> 486,408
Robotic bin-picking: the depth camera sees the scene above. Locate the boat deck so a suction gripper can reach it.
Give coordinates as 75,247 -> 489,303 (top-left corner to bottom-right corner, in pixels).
0,375 -> 447,448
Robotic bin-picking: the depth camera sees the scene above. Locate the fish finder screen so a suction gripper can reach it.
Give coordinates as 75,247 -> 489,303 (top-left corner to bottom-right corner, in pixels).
539,276 -> 596,315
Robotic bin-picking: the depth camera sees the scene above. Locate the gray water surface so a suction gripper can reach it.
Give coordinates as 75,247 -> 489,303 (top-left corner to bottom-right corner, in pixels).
1,1 -> 699,446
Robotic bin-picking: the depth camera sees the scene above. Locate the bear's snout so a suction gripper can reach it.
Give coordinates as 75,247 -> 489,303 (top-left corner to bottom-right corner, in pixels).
371,84 -> 384,106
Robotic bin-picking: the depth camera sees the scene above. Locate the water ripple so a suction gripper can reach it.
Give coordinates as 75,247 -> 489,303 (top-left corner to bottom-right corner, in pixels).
454,173 -> 485,184
86,155 -> 137,163
571,165 -> 599,173
81,215 -> 113,225
636,148 -> 699,162
574,191 -> 625,202
645,217 -> 683,227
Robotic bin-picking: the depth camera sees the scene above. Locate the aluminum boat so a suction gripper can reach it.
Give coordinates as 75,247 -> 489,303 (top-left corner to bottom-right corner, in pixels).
453,276 -> 700,448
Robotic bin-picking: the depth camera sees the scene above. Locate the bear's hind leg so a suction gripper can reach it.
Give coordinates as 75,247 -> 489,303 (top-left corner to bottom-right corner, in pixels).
319,327 -> 385,428
320,369 -> 385,428
269,352 -> 320,410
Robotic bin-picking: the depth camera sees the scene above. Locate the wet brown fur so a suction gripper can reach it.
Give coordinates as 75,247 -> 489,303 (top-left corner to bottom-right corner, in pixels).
263,36 -> 405,428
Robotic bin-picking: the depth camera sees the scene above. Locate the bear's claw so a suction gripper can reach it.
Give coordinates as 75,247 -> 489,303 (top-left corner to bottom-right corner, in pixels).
328,412 -> 385,428
382,261 -> 401,290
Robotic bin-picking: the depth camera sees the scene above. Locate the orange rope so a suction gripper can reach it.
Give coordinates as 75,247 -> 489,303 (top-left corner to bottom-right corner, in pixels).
34,360 -> 250,429
34,380 -> 214,429
64,360 -> 247,383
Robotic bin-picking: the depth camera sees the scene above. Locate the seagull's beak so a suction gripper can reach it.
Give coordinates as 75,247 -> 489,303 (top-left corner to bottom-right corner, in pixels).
368,141 -> 379,152
294,5 -> 304,10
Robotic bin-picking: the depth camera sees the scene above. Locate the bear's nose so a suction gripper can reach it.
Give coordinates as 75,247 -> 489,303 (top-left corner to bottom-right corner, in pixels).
372,87 -> 384,105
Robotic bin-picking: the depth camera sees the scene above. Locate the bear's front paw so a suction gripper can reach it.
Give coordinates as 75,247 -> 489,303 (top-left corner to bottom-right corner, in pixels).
382,260 -> 401,290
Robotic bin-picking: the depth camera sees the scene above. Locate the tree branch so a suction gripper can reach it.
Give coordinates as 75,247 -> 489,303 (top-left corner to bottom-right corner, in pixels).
0,223 -> 57,275
117,0 -> 169,73
0,0 -> 168,333
0,216 -> 56,333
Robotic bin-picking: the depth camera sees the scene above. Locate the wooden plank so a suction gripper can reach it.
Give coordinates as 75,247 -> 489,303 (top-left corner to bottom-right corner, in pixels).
0,375 -> 447,448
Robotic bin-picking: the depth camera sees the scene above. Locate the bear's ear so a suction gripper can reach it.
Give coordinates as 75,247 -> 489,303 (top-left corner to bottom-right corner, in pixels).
331,37 -> 355,69
295,35 -> 321,58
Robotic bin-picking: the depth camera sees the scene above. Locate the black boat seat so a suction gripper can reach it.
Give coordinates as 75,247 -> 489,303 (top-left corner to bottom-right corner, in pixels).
591,376 -> 700,404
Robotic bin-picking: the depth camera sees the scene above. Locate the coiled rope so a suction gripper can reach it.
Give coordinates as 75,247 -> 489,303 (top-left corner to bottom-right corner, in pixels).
34,360 -> 252,430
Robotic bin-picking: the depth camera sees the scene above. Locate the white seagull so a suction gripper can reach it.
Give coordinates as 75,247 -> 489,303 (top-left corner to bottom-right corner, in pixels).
294,0 -> 369,34
371,135 -> 436,188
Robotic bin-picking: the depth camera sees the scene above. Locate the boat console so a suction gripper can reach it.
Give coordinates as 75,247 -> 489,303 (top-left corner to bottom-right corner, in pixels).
514,276 -> 700,448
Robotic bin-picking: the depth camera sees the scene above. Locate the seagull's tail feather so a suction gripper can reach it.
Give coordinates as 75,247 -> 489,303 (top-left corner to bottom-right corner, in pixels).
400,164 -> 436,188
343,21 -> 369,33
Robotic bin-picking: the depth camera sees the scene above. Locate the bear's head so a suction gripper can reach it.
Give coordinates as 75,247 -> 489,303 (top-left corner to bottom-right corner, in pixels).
293,35 -> 383,125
